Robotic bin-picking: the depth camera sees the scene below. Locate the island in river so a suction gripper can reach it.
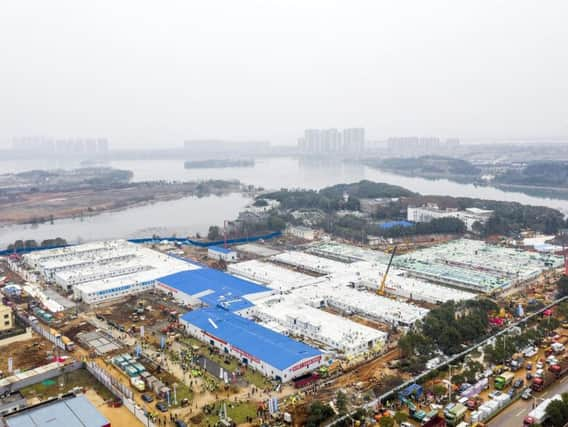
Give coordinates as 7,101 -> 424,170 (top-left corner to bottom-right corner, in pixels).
184,159 -> 254,169
0,167 -> 245,225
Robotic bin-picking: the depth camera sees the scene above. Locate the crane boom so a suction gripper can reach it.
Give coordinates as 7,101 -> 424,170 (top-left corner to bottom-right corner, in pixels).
378,245 -> 397,296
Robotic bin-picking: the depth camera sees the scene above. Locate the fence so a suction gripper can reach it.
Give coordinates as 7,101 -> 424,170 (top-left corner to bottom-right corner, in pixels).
0,361 -> 82,395
0,231 -> 282,256
85,361 -> 155,427
16,313 -> 66,351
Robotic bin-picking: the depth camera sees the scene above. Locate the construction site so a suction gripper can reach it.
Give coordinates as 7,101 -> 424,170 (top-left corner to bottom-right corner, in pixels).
0,233 -> 565,426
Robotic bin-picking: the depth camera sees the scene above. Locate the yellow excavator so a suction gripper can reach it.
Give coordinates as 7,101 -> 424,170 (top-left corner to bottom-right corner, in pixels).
377,245 -> 397,296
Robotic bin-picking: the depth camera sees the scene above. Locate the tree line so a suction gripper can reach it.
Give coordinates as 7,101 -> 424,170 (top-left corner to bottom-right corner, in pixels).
6,237 -> 68,251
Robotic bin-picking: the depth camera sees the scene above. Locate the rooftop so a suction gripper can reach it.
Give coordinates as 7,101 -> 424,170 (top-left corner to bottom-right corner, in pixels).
270,251 -> 348,275
228,260 -> 316,291
252,296 -> 387,354
208,246 -> 234,254
4,395 -> 109,427
158,268 -> 270,312
181,307 -> 321,370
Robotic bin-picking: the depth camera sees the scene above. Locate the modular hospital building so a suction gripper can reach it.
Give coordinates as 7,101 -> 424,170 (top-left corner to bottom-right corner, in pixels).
180,308 -> 323,381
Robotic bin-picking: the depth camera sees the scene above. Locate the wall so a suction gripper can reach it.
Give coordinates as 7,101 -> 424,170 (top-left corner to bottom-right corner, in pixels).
0,328 -> 33,347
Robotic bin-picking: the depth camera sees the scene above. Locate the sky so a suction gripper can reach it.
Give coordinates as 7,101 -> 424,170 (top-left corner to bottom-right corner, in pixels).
1,0 -> 567,148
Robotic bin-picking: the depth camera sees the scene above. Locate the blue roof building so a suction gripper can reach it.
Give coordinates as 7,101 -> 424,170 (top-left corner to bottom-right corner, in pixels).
379,220 -> 414,229
181,307 -> 323,381
158,268 -> 269,312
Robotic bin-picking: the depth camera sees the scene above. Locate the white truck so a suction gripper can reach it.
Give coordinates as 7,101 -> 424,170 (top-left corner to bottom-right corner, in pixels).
523,394 -> 562,426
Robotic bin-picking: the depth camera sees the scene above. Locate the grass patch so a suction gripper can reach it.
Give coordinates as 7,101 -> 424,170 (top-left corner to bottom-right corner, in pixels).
20,369 -> 114,401
203,401 -> 259,425
178,336 -> 272,389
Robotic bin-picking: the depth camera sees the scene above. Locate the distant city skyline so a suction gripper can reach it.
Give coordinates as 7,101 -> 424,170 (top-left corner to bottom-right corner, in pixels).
0,1 -> 567,148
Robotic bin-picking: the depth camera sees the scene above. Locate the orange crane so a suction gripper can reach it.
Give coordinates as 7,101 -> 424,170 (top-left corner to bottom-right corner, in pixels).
377,245 -> 397,296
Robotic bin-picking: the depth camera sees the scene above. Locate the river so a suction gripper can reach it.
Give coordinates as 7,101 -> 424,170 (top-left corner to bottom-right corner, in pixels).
1,157 -> 567,247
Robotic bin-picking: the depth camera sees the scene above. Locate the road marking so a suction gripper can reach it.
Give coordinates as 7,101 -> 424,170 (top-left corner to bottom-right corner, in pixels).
516,408 -> 527,417
542,392 -> 549,397
562,376 -> 568,383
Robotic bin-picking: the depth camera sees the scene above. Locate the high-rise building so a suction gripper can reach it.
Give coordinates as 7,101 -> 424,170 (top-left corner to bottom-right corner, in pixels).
343,128 -> 365,154
11,136 -> 110,158
298,128 -> 365,156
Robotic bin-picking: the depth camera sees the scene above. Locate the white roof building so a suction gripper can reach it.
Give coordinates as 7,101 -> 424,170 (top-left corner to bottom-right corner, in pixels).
228,260 -> 316,292
270,251 -> 347,275
293,281 -> 429,327
249,296 -> 387,357
23,240 -> 197,304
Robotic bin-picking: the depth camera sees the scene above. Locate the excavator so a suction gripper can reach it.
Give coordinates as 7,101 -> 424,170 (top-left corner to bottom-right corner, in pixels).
377,245 -> 397,296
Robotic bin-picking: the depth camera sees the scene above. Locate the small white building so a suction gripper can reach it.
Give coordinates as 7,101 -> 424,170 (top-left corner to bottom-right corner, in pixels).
207,246 -> 238,262
286,226 -> 316,241
407,204 -> 493,231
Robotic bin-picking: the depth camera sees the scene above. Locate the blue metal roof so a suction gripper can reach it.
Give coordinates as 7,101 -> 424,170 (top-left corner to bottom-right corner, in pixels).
6,395 -> 109,427
159,268 -> 268,312
208,245 -> 233,254
182,307 -> 321,370
379,220 -> 414,229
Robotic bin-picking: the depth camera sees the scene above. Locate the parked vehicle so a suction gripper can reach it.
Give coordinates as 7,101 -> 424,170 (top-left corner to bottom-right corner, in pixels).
293,373 -> 320,389
488,391 -> 502,399
141,394 -> 153,403
494,372 -> 515,390
532,372 -> 555,392
444,403 -> 467,427
156,402 -> 168,412
521,388 -> 533,400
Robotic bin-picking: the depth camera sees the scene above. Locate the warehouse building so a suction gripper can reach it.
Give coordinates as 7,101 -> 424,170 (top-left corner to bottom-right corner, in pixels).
308,242 -> 391,264
293,282 -> 428,327
157,267 -> 271,311
180,307 -> 323,382
23,240 -> 196,304
270,251 -> 347,275
248,296 -> 387,357
395,239 -> 563,292
234,243 -> 281,258
3,394 -> 110,427
228,260 -> 316,291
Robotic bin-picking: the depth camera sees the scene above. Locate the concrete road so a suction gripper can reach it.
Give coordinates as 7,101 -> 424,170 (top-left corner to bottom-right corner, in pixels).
490,375 -> 568,427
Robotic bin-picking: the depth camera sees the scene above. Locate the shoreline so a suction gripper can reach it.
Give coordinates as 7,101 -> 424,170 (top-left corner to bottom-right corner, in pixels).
0,188 -> 247,228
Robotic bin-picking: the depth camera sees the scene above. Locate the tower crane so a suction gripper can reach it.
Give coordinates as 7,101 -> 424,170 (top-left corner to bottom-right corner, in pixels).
378,245 -> 397,296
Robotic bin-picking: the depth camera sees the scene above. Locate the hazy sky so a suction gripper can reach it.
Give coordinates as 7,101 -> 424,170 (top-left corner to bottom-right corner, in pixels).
1,0 -> 567,148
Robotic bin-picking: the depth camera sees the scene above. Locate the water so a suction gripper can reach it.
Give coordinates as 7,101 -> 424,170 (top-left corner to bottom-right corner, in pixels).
1,157 -> 567,247
0,193 -> 250,248
112,158 -> 568,213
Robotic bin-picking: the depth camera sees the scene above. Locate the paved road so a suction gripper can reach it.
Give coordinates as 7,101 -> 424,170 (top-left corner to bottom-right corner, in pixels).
490,375 -> 568,427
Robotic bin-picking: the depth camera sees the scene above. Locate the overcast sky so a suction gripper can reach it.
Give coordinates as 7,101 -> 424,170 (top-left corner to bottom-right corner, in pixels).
1,0 -> 567,148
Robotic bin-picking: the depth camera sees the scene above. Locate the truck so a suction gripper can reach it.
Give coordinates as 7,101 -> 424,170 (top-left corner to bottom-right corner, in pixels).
61,336 -> 75,351
531,371 -> 555,392
494,372 -> 515,390
293,373 -> 320,389
130,376 -> 145,392
510,356 -> 525,372
549,358 -> 568,378
523,394 -> 563,426
422,415 -> 446,427
444,403 -> 467,427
